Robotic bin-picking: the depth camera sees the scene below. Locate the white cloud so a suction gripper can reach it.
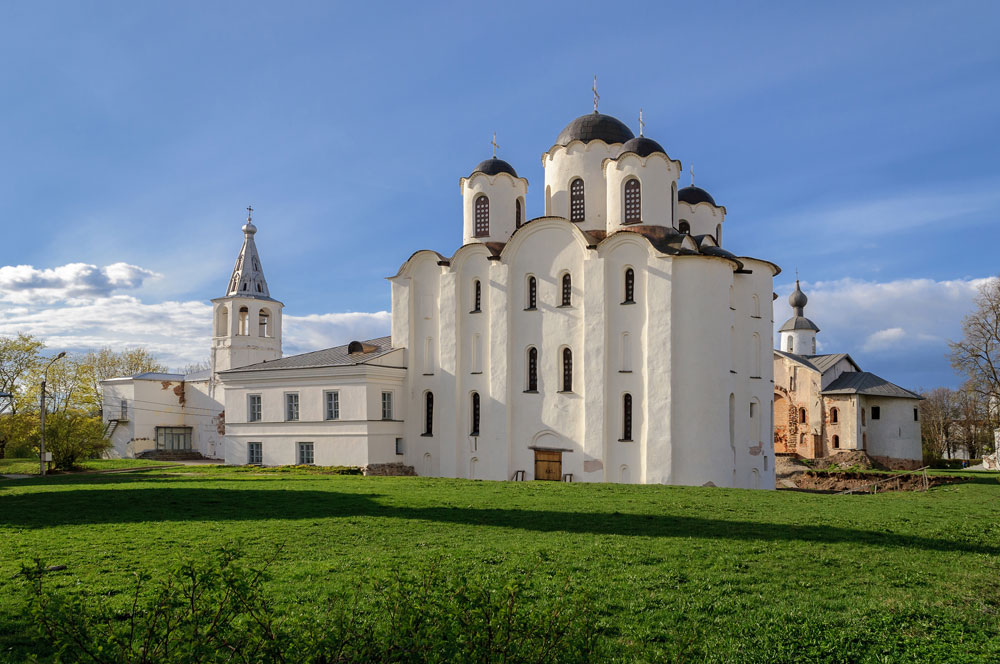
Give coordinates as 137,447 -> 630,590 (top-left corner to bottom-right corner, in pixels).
0,262 -> 159,304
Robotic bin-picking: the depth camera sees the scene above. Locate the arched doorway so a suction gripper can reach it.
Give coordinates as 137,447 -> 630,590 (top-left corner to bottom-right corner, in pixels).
773,394 -> 790,453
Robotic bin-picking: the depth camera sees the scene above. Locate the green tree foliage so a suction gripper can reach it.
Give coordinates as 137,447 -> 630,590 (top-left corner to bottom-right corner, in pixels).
30,411 -> 110,470
82,347 -> 166,409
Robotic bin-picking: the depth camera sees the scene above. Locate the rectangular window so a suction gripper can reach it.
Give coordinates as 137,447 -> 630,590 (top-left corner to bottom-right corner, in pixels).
871,406 -> 881,420
248,442 -> 262,465
297,442 -> 314,465
285,393 -> 299,421
913,407 -> 919,422
395,437 -> 404,455
120,399 -> 128,420
155,426 -> 192,451
325,391 -> 340,420
248,394 -> 262,422
381,391 -> 393,420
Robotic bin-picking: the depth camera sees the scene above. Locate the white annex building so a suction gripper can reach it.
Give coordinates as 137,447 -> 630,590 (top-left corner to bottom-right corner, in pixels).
104,107 -> 782,488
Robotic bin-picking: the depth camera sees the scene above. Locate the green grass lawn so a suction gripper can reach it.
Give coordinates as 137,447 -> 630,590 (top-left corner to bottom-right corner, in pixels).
1,467 -> 999,662
0,457 -> 179,475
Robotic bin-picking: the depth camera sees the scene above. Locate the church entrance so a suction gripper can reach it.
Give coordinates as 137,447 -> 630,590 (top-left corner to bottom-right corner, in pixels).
534,450 -> 562,481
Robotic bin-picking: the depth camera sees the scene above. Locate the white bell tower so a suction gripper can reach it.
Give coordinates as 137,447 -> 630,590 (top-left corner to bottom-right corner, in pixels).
778,279 -> 819,355
210,207 -> 283,375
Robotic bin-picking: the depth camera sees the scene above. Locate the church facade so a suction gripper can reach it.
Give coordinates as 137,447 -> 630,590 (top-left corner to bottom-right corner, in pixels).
217,110 -> 781,488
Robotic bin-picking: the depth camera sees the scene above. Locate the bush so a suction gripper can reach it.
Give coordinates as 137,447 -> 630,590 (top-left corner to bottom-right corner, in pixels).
33,412 -> 110,470
21,549 -> 604,663
929,458 -> 982,470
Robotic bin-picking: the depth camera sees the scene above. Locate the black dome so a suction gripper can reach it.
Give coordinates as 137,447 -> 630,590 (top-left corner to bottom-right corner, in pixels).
556,112 -> 634,146
678,185 -> 717,206
619,136 -> 666,158
471,158 -> 518,178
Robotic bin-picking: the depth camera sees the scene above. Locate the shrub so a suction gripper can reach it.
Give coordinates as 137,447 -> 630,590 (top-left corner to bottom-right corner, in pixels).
32,412 -> 110,470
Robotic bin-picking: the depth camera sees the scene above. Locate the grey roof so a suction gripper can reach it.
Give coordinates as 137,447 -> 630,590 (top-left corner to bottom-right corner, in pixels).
224,214 -> 273,300
131,372 -> 185,381
555,112 -> 634,146
778,315 -> 820,333
821,371 -> 922,399
773,350 -> 820,372
183,369 -> 211,382
802,353 -> 859,375
219,336 -> 398,373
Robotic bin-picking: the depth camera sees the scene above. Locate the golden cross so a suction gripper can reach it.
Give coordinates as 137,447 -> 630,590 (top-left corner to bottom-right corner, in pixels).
246,205 -> 253,222
490,132 -> 499,158
593,75 -> 600,112
639,108 -> 645,136
689,164 -> 694,187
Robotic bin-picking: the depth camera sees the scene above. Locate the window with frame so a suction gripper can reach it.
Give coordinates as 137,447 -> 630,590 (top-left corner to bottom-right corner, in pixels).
474,195 -> 490,237
561,273 -> 572,306
527,347 -> 538,391
381,391 -> 394,420
248,442 -> 262,465
832,435 -> 840,449
424,392 -> 434,435
515,198 -> 523,228
297,442 -> 314,465
324,391 -> 340,421
155,426 -> 192,451
285,393 -> 299,421
470,392 -> 481,436
624,179 -> 641,223
248,394 -> 262,422
120,399 -> 128,420
395,438 -> 404,455
472,280 -> 482,313
830,407 -> 839,424
570,178 -> 585,221
871,406 -> 881,420
562,348 -> 573,392
623,268 -> 635,304
799,407 -> 807,424
526,276 -> 537,310
622,393 -> 633,441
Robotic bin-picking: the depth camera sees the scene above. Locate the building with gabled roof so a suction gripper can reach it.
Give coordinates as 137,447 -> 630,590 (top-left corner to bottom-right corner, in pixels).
773,281 -> 922,468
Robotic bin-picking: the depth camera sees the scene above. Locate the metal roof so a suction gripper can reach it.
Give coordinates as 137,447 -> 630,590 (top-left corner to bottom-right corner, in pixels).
778,315 -> 820,333
800,353 -> 861,375
773,350 -> 820,372
821,371 -> 922,399
219,336 -> 398,373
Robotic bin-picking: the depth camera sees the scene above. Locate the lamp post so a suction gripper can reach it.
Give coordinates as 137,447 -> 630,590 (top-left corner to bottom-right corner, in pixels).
39,352 -> 66,476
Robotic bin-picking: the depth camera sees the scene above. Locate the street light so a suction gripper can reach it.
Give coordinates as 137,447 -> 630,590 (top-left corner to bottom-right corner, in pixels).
39,352 -> 66,476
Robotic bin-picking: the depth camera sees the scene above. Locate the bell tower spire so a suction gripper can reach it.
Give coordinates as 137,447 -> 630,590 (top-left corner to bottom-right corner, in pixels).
225,205 -> 271,298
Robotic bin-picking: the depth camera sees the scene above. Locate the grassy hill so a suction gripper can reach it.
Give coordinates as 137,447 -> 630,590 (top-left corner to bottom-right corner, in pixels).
1,466 -> 998,662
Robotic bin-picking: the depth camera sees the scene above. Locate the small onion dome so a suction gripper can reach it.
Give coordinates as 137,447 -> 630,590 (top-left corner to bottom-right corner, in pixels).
677,185 -> 717,206
789,280 -> 808,309
471,158 -> 518,178
618,136 -> 667,158
556,112 -> 635,146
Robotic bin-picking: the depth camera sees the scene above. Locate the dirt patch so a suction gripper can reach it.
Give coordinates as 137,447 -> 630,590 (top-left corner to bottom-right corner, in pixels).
810,451 -> 886,471
790,471 -> 964,493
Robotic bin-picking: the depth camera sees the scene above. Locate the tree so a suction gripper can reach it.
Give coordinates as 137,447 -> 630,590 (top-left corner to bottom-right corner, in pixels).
31,411 -> 110,470
82,347 -> 166,407
950,278 -> 1000,456
0,333 -> 45,416
919,387 -> 955,461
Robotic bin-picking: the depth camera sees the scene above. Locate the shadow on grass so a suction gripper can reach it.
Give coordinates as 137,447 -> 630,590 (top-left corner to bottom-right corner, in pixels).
1,482 -> 996,556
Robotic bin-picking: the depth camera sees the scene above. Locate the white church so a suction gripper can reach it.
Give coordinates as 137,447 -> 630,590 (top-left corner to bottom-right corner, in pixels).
104,106 -> 781,489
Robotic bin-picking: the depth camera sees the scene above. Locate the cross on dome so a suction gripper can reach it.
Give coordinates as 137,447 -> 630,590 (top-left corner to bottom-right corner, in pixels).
638,108 -> 645,136
593,75 -> 600,112
490,132 -> 499,158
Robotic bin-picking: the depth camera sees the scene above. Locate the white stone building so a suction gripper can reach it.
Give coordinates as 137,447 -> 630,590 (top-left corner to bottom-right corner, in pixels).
772,280 -> 923,468
216,110 -> 781,488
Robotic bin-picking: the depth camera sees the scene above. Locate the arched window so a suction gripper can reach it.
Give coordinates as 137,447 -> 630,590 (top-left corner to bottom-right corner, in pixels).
678,220 -> 690,234
527,347 -> 538,391
562,348 -> 573,392
561,273 -> 572,306
830,407 -> 839,424
238,307 -> 249,336
424,392 -> 434,436
622,393 -> 633,441
624,179 -> 641,223
570,178 -> 585,222
470,392 -> 481,435
787,337 -> 794,353
474,195 -> 490,237
526,276 -> 537,310
515,198 -> 523,228
623,268 -> 635,303
752,294 -> 760,317
832,435 -> 840,449
750,398 -> 761,444
799,407 -> 807,424
752,333 -> 761,377
217,306 -> 229,336
729,393 -> 736,448
621,332 -> 632,372
258,308 -> 271,337
472,280 -> 482,313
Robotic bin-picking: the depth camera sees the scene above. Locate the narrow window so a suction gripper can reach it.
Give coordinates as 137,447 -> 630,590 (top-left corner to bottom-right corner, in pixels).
526,276 -> 537,310
570,178 -> 585,222
472,333 -> 482,373
623,268 -> 635,303
325,391 -> 340,421
913,407 -> 919,422
395,438 -> 404,455
217,307 -> 229,336
787,337 -> 794,353
381,391 -> 394,420
424,337 -> 435,374
515,198 -> 523,228
562,348 -> 573,392
862,432 -> 867,449
474,195 -> 489,237
790,368 -> 797,392
752,294 -> 760,317
752,333 -> 761,377
285,393 -> 299,421
472,280 -> 482,313
678,220 -> 690,234
622,393 -> 633,441
248,394 -> 261,422
862,408 -> 866,425
470,392 -> 481,436
832,435 -> 840,449
624,179 -> 641,223
297,442 -> 314,465
561,273 -> 572,306
621,332 -> 632,372
830,407 -> 839,424
715,224 -> 722,244
248,442 -> 262,465
872,406 -> 881,420
258,309 -> 271,337
799,407 -> 807,424
424,392 -> 433,435
527,347 -> 538,391
120,399 -> 128,420
238,307 -> 249,335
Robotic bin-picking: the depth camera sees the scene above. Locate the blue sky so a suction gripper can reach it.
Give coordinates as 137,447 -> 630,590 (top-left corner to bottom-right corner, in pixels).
1,1 -> 998,387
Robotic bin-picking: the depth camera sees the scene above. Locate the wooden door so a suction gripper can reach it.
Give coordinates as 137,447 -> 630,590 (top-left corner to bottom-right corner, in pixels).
534,450 -> 562,481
